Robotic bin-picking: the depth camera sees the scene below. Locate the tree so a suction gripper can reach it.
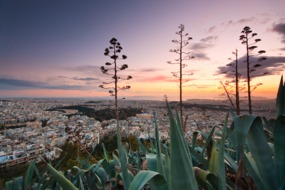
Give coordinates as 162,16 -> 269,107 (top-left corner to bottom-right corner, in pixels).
167,24 -> 194,131
240,26 -> 266,114
99,38 -> 132,134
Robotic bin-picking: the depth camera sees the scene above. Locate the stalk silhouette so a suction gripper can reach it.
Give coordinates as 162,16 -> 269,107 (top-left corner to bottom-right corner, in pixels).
167,24 -> 194,131
220,49 -> 243,115
233,50 -> 240,115
99,38 -> 132,137
240,26 -> 266,114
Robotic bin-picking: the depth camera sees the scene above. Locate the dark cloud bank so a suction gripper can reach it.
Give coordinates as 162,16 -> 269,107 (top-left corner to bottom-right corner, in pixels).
216,55 -> 285,79
0,78 -> 84,90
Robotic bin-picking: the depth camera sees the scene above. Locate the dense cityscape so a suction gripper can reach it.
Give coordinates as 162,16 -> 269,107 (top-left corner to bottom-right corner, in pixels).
0,98 -> 275,171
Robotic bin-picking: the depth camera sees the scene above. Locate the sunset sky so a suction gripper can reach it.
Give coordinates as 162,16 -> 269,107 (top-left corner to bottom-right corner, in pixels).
0,0 -> 285,100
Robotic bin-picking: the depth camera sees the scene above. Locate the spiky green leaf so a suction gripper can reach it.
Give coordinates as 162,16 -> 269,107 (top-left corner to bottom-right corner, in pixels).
168,103 -> 198,190
217,113 -> 228,190
154,117 -> 163,175
246,116 -> 278,189
46,163 -> 77,190
273,116 -> 285,184
24,160 -> 37,189
209,141 -> 218,175
201,126 -> 216,156
146,153 -> 157,172
244,152 -> 265,190
117,132 -> 130,189
276,75 -> 285,117
102,143 -> 109,161
129,170 -> 168,190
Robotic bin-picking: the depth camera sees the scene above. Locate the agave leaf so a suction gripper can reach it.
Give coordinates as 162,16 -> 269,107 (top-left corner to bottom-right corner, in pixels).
39,174 -> 55,190
87,172 -> 104,190
71,176 -> 79,188
135,136 -> 147,155
267,142 -> 275,155
244,152 -> 265,190
189,145 -> 208,167
10,176 -> 23,190
82,159 -> 107,187
32,182 -> 42,190
226,122 -> 236,148
72,166 -> 84,175
53,156 -> 65,169
175,110 -> 183,129
201,126 -> 216,156
193,167 -> 211,183
281,179 -> 285,190
112,153 -> 120,167
154,117 -> 163,175
102,143 -> 109,161
194,167 -> 209,181
66,169 -> 72,181
85,173 -> 99,190
262,117 -> 274,132
194,167 -> 215,189
24,159 -> 37,189
233,115 -> 257,161
76,158 -> 89,169
85,159 -> 104,173
246,116 -> 278,189
276,75 -> 285,117
168,103 -> 198,190
229,108 -> 237,118
46,163 -> 77,190
102,159 -> 116,179
5,180 -> 14,190
223,151 -> 238,172
217,113 -> 228,190
210,133 -> 238,172
273,116 -> 285,184
129,170 -> 168,190
32,171 -> 46,190
117,132 -> 130,189
117,171 -> 134,189
209,141 -> 218,175
206,173 -> 219,189
92,167 -> 108,187
235,155 -> 258,190
162,144 -> 171,188
78,175 -> 85,190
128,151 -> 141,172
146,153 -> 157,172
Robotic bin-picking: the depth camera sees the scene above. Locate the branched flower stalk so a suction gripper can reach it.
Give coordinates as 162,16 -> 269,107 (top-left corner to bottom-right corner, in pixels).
168,24 -> 194,131
240,26 -> 266,114
99,38 -> 132,137
220,49 -> 244,115
233,49 -> 240,115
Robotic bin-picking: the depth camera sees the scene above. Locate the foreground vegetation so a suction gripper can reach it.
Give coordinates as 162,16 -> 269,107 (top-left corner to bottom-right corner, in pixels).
5,76 -> 285,189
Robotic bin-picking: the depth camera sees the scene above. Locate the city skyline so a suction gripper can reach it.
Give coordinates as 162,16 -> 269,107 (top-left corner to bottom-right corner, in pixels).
0,0 -> 285,100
